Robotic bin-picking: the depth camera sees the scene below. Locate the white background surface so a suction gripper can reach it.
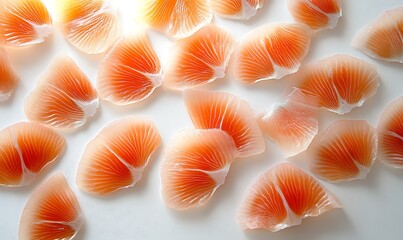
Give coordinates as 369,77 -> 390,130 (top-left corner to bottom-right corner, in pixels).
1,0 -> 403,239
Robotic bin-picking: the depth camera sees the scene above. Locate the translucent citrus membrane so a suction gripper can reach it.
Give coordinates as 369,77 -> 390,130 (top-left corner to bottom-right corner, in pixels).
19,173 -> 83,240
184,89 -> 265,158
377,96 -> 403,168
295,54 -> 379,114
76,117 -> 161,196
0,48 -> 18,102
142,0 -> 213,39
233,23 -> 312,84
211,0 -> 264,20
164,24 -> 237,90
161,129 -> 239,210
238,163 -> 340,231
287,0 -> 342,30
0,122 -> 65,187
309,120 -> 378,182
352,7 -> 403,63
55,0 -> 119,54
0,0 -> 53,47
25,55 -> 99,129
97,33 -> 162,105
258,89 -> 319,157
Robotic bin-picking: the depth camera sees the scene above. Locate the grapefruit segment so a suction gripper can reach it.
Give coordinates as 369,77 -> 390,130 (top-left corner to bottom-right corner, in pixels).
0,122 -> 65,187
76,117 -> 161,196
258,89 -> 319,157
296,54 -> 379,114
164,25 -> 236,90
287,0 -> 342,30
19,173 -> 83,240
352,7 -> 403,63
0,48 -> 18,102
56,0 -> 119,54
161,129 -> 238,210
97,33 -> 162,105
233,23 -> 312,84
143,0 -> 212,39
211,0 -> 264,19
238,163 -> 340,231
25,55 -> 99,129
377,97 -> 403,168
0,0 -> 53,47
184,89 -> 265,158
309,120 -> 378,182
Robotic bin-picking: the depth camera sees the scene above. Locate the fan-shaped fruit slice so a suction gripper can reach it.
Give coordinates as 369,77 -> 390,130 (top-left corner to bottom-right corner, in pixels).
161,129 -> 238,210
184,89 -> 265,158
19,173 -> 83,240
164,25 -> 236,90
0,122 -> 65,187
97,33 -> 162,105
0,48 -> 18,102
352,7 -> 403,63
258,89 -> 318,157
296,54 -> 379,114
0,0 -> 52,47
56,0 -> 119,54
238,163 -> 340,231
309,120 -> 378,182
211,0 -> 264,19
143,0 -> 212,39
287,0 -> 342,30
377,97 -> 403,168
233,23 -> 312,84
76,117 -> 161,196
25,55 -> 99,129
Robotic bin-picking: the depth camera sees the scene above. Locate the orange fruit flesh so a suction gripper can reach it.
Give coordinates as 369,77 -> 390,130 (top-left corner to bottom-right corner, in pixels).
50,57 -> 97,102
291,2 -> 329,29
17,124 -> 65,173
0,0 -> 52,46
98,34 -> 161,104
0,49 -> 18,96
187,92 -> 250,153
0,123 -> 65,186
77,118 -> 160,195
58,0 -> 103,23
0,135 -> 23,186
265,25 -> 311,68
25,84 -> 85,128
331,56 -> 379,106
164,25 -> 235,89
143,0 -> 177,31
164,169 -> 217,207
161,129 -> 238,210
239,163 -> 339,231
235,38 -> 274,83
25,56 -> 98,129
100,66 -> 155,101
19,173 -> 82,240
296,55 -> 378,113
298,68 -> 340,110
103,121 -> 160,168
309,0 -> 340,14
211,0 -> 242,16
275,164 -> 329,217
30,222 -> 76,240
240,178 -> 287,230
379,99 -> 403,167
366,26 -> 402,59
78,144 -> 134,195
311,120 -> 377,182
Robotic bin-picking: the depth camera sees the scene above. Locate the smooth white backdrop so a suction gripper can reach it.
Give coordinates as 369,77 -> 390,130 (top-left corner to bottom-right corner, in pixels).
1,0 -> 402,239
